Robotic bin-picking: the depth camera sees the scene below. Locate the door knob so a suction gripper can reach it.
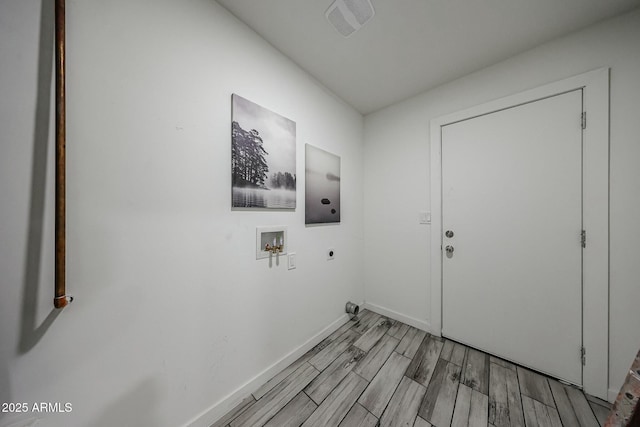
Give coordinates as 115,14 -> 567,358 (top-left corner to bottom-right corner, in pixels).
445,230 -> 454,238
445,245 -> 454,254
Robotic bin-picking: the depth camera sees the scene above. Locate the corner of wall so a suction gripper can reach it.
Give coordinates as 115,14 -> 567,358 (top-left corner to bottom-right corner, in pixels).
362,302 -> 431,333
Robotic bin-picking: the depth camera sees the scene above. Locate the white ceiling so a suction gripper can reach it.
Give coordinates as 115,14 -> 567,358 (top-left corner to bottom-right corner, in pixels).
216,0 -> 640,114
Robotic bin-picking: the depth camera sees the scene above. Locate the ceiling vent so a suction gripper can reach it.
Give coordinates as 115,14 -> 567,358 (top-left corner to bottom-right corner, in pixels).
325,0 -> 375,38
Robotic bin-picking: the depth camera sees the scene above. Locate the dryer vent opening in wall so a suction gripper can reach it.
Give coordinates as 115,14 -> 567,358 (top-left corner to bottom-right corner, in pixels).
325,0 -> 375,37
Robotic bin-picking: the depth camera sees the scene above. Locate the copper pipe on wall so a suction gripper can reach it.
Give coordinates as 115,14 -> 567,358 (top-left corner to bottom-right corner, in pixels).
54,0 -> 71,309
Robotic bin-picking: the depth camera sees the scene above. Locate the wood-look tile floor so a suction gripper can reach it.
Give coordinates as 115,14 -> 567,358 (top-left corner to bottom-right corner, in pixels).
212,310 -> 612,427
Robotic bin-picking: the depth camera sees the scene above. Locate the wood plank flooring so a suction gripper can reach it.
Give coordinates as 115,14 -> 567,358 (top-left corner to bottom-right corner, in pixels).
213,311 -> 611,427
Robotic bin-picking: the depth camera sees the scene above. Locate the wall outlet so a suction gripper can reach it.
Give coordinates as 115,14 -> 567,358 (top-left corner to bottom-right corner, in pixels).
327,248 -> 335,260
288,253 -> 296,270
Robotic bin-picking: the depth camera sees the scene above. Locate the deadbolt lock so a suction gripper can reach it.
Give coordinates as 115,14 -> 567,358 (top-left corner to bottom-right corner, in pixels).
445,230 -> 454,238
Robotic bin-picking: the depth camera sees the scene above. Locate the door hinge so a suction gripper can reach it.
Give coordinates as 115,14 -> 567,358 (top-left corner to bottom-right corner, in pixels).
581,346 -> 586,366
581,112 -> 587,129
581,230 -> 586,248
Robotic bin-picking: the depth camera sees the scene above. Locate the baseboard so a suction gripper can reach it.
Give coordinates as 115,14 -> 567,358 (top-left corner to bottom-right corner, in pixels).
184,313 -> 351,427
363,302 -> 431,333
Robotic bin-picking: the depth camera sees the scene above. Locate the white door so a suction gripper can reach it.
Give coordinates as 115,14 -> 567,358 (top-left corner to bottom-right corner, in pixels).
441,90 -> 583,385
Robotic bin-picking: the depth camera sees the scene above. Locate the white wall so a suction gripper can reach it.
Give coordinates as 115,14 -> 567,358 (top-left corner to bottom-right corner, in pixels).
0,0 -> 364,426
363,8 -> 640,397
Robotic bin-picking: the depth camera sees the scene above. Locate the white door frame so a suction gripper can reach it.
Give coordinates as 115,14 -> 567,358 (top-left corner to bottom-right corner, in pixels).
429,68 -> 609,400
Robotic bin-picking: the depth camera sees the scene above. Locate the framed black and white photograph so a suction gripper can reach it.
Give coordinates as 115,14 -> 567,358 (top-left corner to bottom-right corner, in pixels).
231,94 -> 296,209
305,144 -> 341,224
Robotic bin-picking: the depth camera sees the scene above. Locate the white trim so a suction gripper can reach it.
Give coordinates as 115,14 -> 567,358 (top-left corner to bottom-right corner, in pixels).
184,313 -> 351,427
363,302 -> 431,332
429,68 -> 609,400
608,387 -> 619,404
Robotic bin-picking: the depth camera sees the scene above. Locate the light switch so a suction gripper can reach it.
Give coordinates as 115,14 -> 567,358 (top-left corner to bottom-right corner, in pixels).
288,253 -> 296,270
419,211 -> 431,224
